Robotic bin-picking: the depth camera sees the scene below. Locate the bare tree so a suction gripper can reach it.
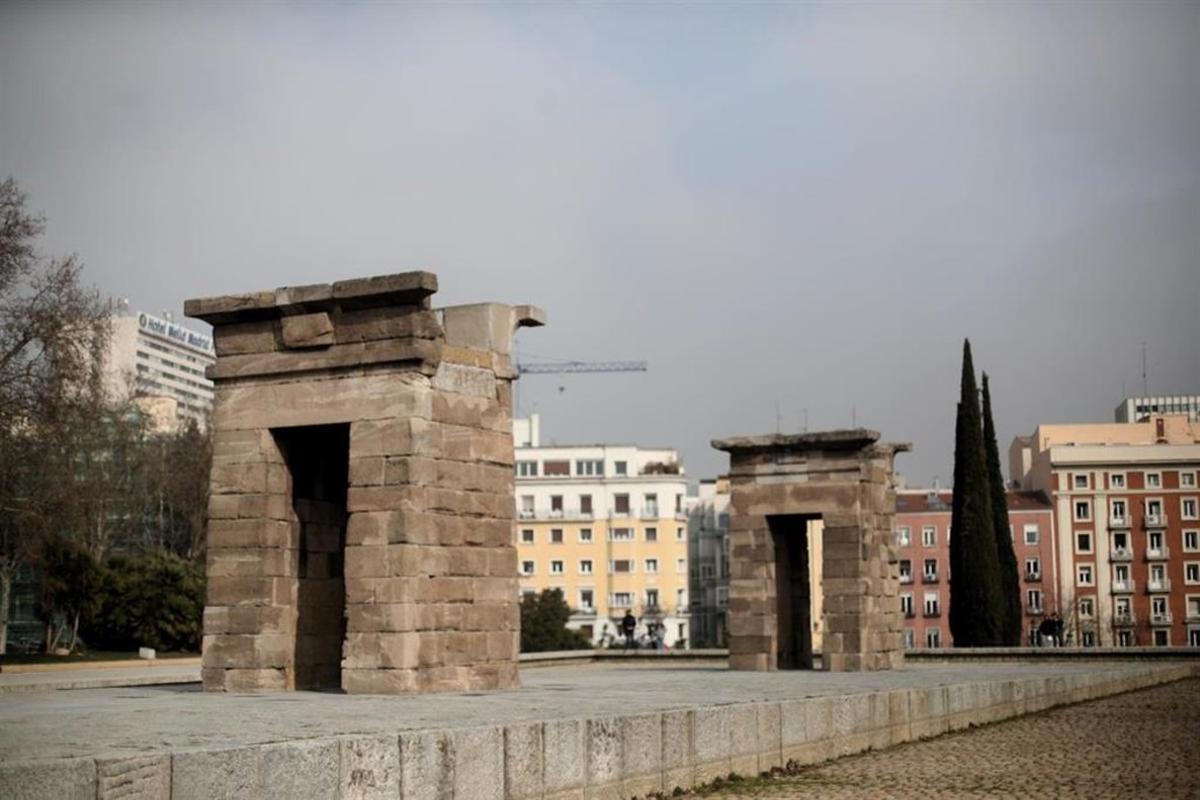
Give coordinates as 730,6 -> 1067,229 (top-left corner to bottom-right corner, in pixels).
0,177 -> 111,653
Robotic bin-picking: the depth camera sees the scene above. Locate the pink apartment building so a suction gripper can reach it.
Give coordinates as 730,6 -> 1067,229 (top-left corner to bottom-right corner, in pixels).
895,489 -> 1057,649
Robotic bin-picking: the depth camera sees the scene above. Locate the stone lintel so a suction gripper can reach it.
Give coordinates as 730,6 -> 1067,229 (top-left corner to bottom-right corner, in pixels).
185,271 -> 439,325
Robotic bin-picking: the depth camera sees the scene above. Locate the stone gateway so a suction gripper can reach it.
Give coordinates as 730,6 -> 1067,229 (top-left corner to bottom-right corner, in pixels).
712,430 -> 910,672
185,271 -> 543,694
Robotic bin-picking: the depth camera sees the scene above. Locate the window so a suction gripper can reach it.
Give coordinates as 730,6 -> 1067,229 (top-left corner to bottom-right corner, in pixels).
609,527 -> 633,542
1110,472 -> 1126,489
1154,629 -> 1169,647
580,495 -> 593,516
1074,500 -> 1091,521
521,529 -> 534,544
579,528 -> 593,543
900,594 -> 914,617
519,495 -> 535,519
1117,630 -> 1133,647
926,628 -> 941,648
899,560 -> 913,583
1146,472 -> 1161,488
1182,472 -> 1197,488
550,560 -> 564,575
643,493 -> 659,517
1073,473 -> 1089,490
1027,589 -> 1043,611
923,559 -> 938,581
610,559 -> 633,574
516,460 -> 538,477
676,526 -> 686,542
550,495 -> 563,517
922,526 -> 937,547
677,588 -> 686,608
1082,630 -> 1096,647
610,592 -> 633,608
579,589 -> 594,610
635,589 -> 656,611
1076,531 -> 1093,553
896,527 -> 911,547
550,529 -> 564,544
521,560 -> 535,576
613,460 -> 627,476
1184,562 -> 1200,585
1149,564 -> 1166,588
580,560 -> 593,575
1188,596 -> 1200,620
644,558 -> 659,574
614,494 -> 630,515
1113,531 -> 1130,551
675,494 -> 684,514
1151,596 -> 1168,617
1023,525 -> 1039,545
1079,597 -> 1094,618
1025,557 -> 1040,580
676,558 -> 687,574
1191,629 -> 1200,647
1115,596 -> 1131,616
1183,498 -> 1198,520
1077,564 -> 1094,586
1111,499 -> 1127,522
903,629 -> 916,650
1148,531 -> 1165,553
575,459 -> 603,476
543,460 -> 571,476
715,587 -> 728,608
923,593 -> 939,616
1114,563 -> 1131,584
645,527 -> 658,542
700,564 -> 715,579
1184,530 -> 1199,552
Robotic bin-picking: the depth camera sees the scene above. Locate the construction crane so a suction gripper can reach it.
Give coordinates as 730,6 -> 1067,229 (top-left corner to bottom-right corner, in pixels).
517,360 -> 647,375
513,359 -> 647,416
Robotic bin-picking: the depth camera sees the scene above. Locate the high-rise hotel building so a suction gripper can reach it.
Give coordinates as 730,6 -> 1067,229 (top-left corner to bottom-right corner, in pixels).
105,310 -> 216,430
1010,412 -> 1200,647
513,416 -> 691,646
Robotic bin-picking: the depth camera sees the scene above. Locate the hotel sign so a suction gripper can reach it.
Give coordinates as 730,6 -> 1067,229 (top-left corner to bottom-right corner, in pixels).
138,312 -> 214,355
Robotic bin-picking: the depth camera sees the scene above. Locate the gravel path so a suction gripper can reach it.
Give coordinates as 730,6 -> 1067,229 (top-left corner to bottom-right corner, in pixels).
695,678 -> 1200,800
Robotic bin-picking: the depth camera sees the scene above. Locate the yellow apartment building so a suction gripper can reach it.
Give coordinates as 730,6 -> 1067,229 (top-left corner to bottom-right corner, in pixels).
513,416 -> 691,647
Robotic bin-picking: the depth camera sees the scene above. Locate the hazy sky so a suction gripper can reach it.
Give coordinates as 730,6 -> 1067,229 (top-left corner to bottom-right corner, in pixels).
3,2 -> 1197,486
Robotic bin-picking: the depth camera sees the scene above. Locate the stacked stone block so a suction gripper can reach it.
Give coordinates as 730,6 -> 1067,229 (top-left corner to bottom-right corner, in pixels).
187,272 -> 544,694
713,429 -> 910,672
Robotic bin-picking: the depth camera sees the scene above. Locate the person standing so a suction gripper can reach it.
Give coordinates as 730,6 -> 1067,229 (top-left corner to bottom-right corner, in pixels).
621,611 -> 638,649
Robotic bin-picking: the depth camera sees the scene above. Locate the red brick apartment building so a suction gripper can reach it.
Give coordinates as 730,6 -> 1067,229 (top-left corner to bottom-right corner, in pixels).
895,490 -> 1056,650
1010,413 -> 1200,647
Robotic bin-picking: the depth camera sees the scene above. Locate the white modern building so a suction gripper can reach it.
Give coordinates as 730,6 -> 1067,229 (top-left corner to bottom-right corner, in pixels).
1115,395 -> 1200,423
105,309 -> 216,430
513,415 -> 692,647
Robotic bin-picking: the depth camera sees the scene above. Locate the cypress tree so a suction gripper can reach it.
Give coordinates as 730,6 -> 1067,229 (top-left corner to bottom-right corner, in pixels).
982,373 -> 1023,646
948,340 -> 1005,646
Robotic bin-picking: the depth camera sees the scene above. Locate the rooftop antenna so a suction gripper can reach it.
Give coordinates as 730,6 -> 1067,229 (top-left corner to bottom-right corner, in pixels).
802,407 -> 809,432
852,405 -> 857,427
1141,342 -> 1148,396
775,400 -> 782,434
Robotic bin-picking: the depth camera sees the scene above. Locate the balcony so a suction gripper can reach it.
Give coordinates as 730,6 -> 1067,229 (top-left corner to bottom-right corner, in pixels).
1147,578 -> 1172,593
923,608 -> 941,618
1108,515 -> 1131,529
1145,546 -> 1170,561
904,609 -> 916,619
1113,612 -> 1136,627
517,509 -> 536,520
640,506 -> 660,520
1150,612 -> 1173,626
1025,571 -> 1042,582
1186,608 -> 1200,623
1027,604 -> 1044,616
1111,579 -> 1135,593
1110,547 -> 1133,562
922,573 -> 939,584
1144,512 -> 1167,528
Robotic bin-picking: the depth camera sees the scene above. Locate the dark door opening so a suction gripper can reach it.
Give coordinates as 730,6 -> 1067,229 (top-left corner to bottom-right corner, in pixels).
273,424 -> 349,691
768,514 -> 815,669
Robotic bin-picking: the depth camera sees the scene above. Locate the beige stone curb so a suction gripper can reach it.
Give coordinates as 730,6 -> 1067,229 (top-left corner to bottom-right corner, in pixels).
0,657 -> 201,675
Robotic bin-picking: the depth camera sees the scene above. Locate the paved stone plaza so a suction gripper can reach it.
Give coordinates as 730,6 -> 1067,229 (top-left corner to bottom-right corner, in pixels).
0,661 -> 1195,799
695,678 -> 1200,799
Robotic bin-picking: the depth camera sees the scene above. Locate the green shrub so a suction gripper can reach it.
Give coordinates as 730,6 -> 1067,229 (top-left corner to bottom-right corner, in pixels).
85,551 -> 204,652
520,588 -> 592,653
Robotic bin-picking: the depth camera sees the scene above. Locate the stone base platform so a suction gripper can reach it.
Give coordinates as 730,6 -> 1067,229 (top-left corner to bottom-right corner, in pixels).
1,661 -> 1195,799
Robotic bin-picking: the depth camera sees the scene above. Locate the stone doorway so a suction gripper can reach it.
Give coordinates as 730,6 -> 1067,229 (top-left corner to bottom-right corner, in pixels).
713,429 -> 909,672
768,514 -> 815,670
274,424 -> 349,691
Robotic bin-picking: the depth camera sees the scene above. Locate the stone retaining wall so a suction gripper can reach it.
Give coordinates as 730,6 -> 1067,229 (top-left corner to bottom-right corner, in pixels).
3,664 -> 1195,799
